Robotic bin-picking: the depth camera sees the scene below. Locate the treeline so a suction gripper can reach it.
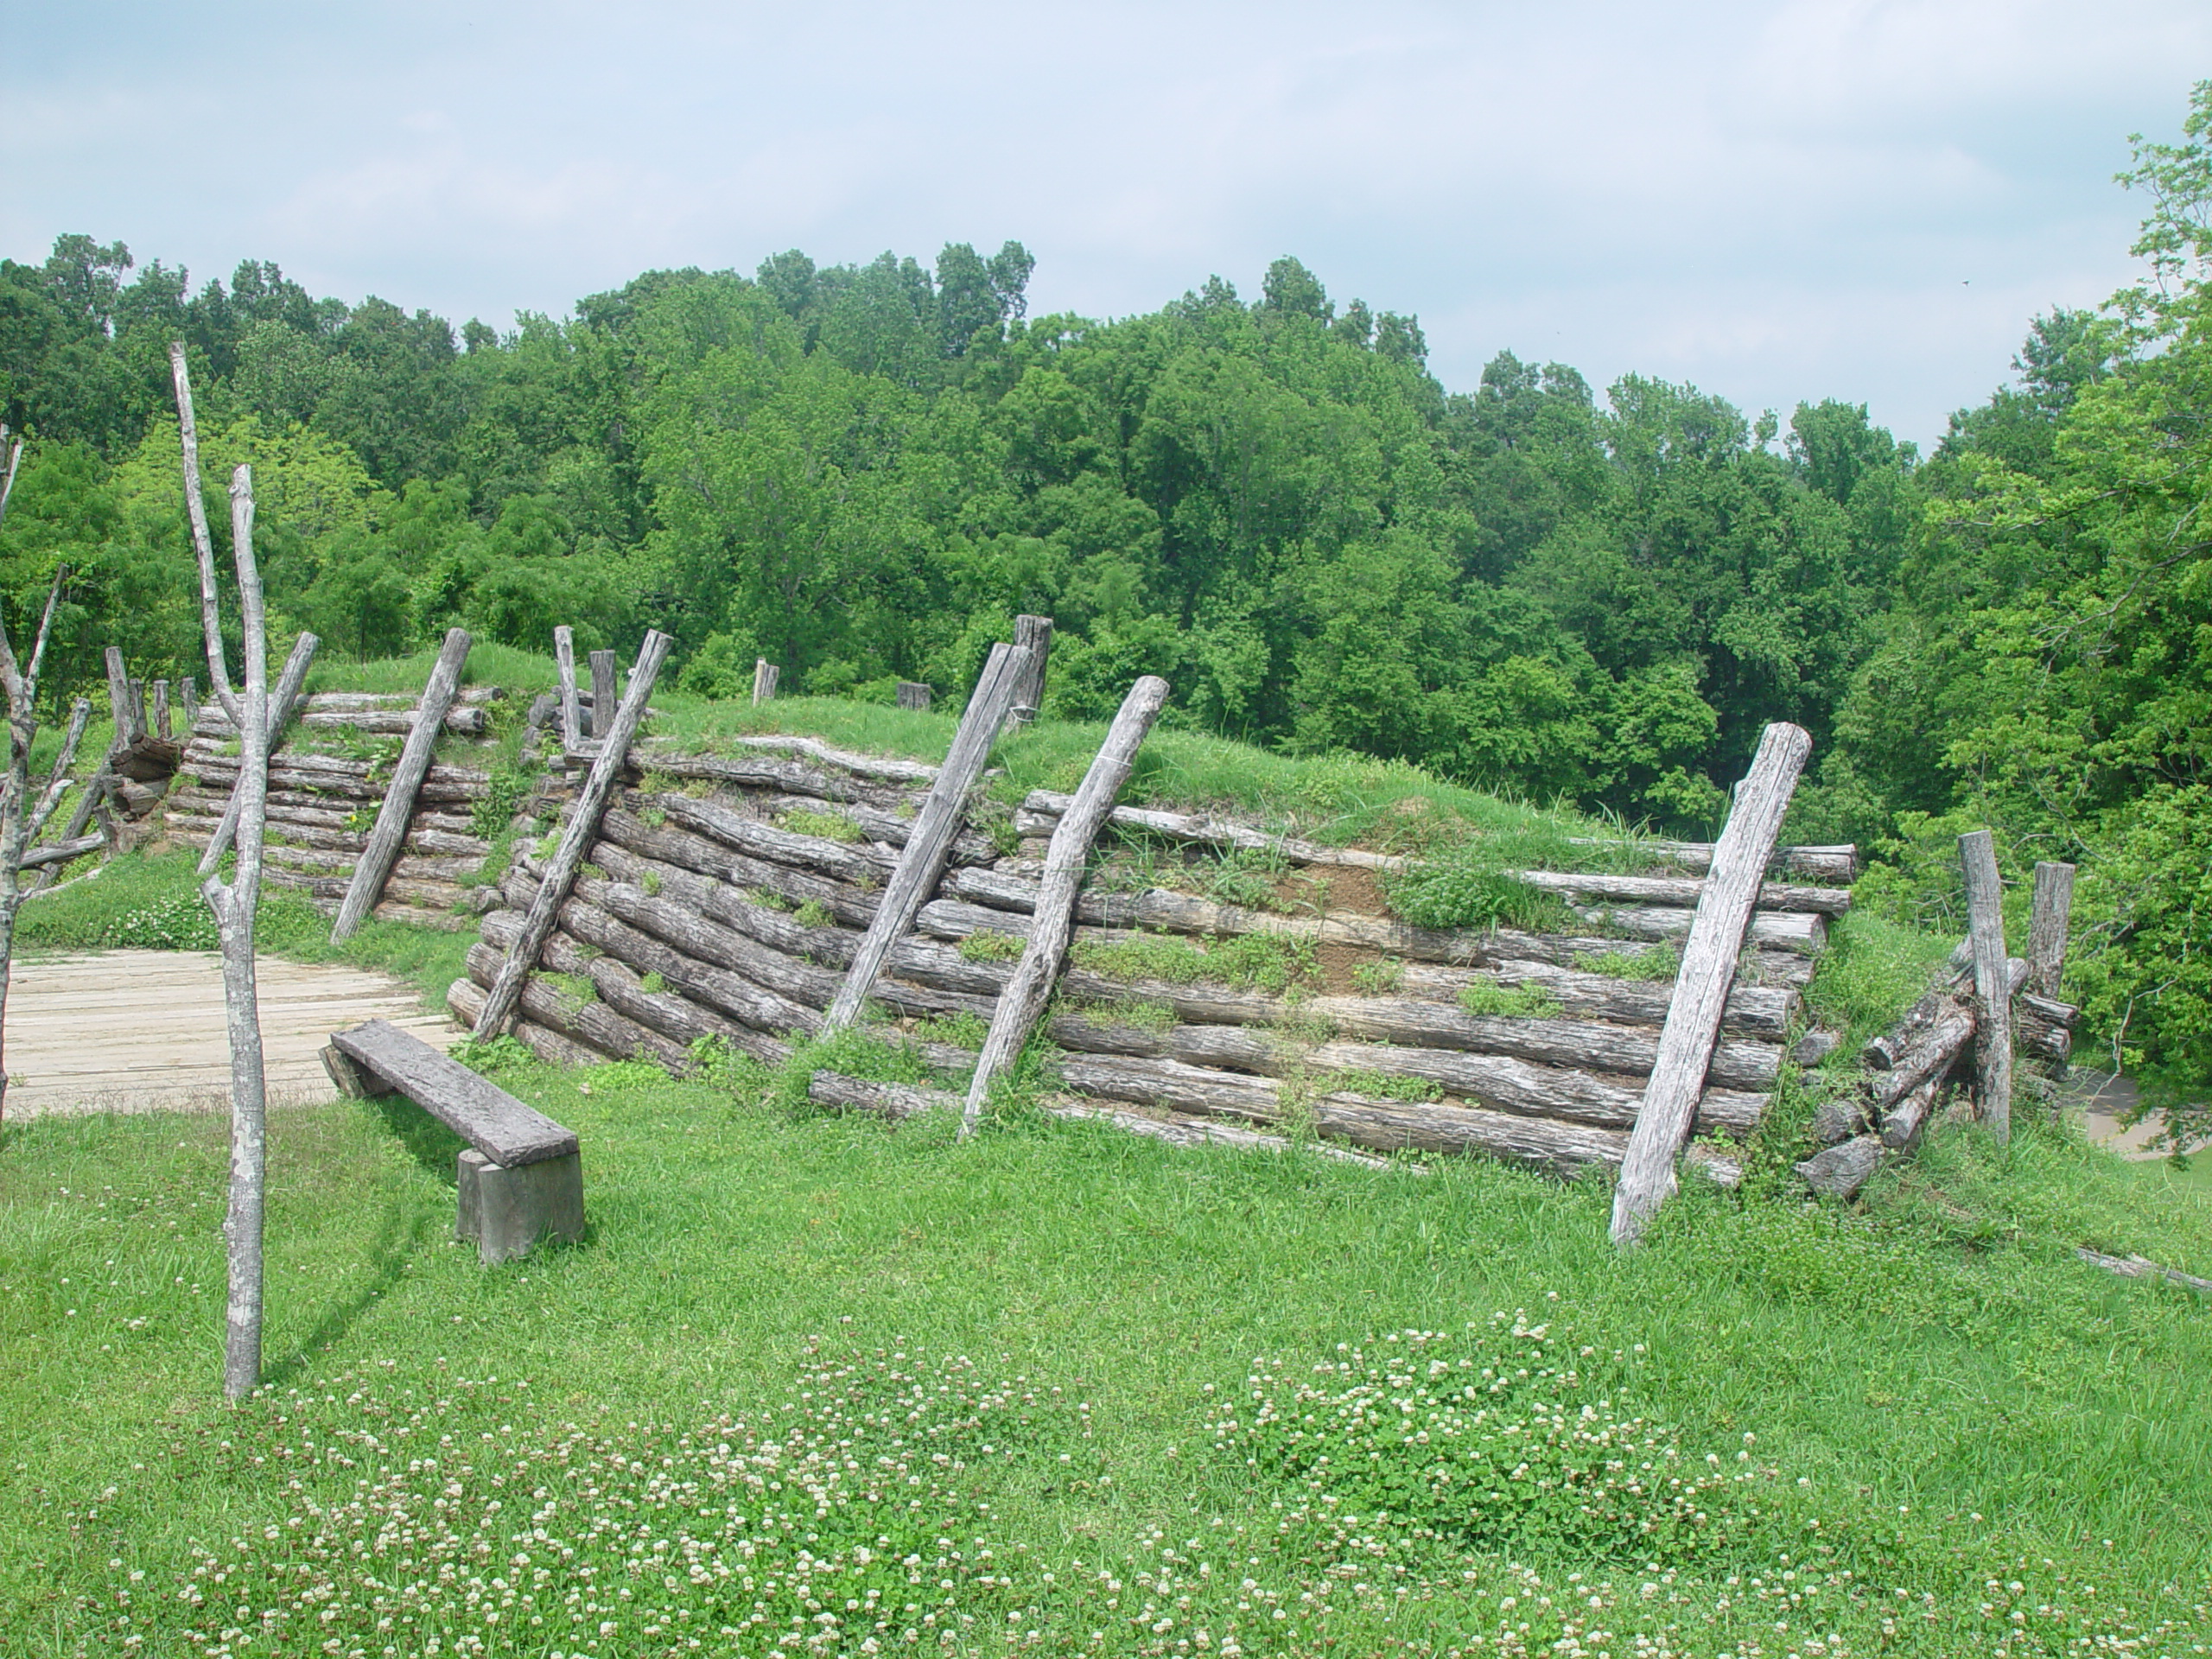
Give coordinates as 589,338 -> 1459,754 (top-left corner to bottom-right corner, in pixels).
2,85 -> 2208,1099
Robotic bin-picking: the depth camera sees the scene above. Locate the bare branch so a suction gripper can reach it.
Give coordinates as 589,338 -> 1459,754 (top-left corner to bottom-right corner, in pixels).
21,567 -> 65,707
168,342 -> 243,726
24,698 -> 90,842
0,433 -> 22,530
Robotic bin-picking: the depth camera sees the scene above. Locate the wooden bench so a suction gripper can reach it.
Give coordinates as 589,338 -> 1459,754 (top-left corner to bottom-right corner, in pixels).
322,1019 -> 585,1265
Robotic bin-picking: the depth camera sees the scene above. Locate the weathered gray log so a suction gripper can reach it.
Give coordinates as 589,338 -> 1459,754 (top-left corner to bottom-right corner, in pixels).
185,754 -> 488,804
1007,613 -> 1052,724
896,680 -> 931,711
1790,1030 -> 1841,1067
2027,861 -> 2075,1001
1871,1004 -> 1975,1112
1571,902 -> 1825,955
1570,836 -> 1859,883
536,922 -> 794,1067
1959,829 -> 2013,1144
823,640 -> 1029,1030
1509,868 -> 1852,917
1398,958 -> 1796,1039
753,658 -> 780,706
637,791 -> 899,884
332,626 -> 473,940
721,734 -> 939,785
180,676 -> 200,726
1049,1100 -> 1398,1168
474,630 -> 671,1037
260,843 -> 485,883
196,704 -> 486,740
1612,721 -> 1811,1248
588,650 -> 617,739
152,679 -> 170,741
1057,1052 -> 1741,1182
554,626 -> 582,749
2075,1248 -> 2212,1296
939,862 -> 1820,969
447,975 -> 606,1071
1019,790 -> 1405,873
596,809 -> 883,927
1796,1135 -> 1883,1199
492,893 -> 823,1038
1879,1077 -> 1944,1150
1809,1096 -> 1866,1145
329,1017 -> 575,1164
171,809 -> 486,858
752,793 -> 995,865
2019,993 -> 2075,1064
809,1071 -> 945,1120
963,675 -> 1166,1135
1047,1015 -> 1764,1136
465,938 -> 694,1071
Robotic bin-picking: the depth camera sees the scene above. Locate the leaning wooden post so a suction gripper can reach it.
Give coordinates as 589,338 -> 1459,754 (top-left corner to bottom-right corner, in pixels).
474,630 -> 673,1038
589,650 -> 617,738
752,658 -> 779,706
196,632 -> 320,876
1959,830 -> 2014,1144
822,642 -> 1032,1032
1611,721 -> 1812,1248
554,626 -> 582,749
961,674 -> 1166,1138
329,627 -> 473,941
2026,861 -> 2075,1001
1007,614 -> 1053,727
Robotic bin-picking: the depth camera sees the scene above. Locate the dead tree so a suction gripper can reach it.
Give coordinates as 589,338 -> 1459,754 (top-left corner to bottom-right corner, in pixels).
172,342 -> 284,1401
0,424 -> 84,1126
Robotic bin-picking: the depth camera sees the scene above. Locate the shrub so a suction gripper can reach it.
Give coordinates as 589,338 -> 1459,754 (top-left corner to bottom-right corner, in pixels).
957,929 -> 1026,963
1458,978 -> 1565,1020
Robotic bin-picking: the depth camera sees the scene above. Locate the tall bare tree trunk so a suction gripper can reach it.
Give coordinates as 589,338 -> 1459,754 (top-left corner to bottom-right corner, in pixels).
207,463 -> 272,1401
171,343 -> 276,1401
0,425 -> 70,1130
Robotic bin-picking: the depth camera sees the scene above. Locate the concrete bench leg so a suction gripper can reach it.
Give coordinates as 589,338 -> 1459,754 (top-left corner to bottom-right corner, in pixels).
456,1149 -> 585,1265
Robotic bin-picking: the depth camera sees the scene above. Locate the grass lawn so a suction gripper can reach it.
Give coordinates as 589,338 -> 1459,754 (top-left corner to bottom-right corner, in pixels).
3,1043 -> 2209,1657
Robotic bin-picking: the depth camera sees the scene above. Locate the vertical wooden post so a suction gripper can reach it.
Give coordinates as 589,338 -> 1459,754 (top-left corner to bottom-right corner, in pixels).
896,681 -> 931,711
169,345 -> 243,733
153,679 -> 171,741
180,677 -> 200,727
823,642 -> 1032,1032
1007,614 -> 1052,727
105,648 -> 134,748
554,626 -> 582,750
1611,721 -> 1812,1247
474,630 -> 673,1038
1959,830 -> 2014,1144
961,675 -> 1166,1137
127,678 -> 148,744
588,651 -> 617,739
330,628 -> 473,941
196,632 -> 321,877
2026,861 -> 2076,1001
752,658 -> 779,706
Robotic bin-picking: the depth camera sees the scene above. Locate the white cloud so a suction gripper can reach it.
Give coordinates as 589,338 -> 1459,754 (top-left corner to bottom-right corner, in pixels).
5,0 -> 2207,441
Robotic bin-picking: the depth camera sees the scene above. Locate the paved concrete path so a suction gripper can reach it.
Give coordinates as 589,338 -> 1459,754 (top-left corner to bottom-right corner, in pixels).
3,950 -> 458,1117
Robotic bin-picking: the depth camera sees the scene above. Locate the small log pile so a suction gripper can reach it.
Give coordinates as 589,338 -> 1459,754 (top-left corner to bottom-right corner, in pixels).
166,683 -> 508,929
1795,854 -> 2084,1201
452,721 -> 1862,1185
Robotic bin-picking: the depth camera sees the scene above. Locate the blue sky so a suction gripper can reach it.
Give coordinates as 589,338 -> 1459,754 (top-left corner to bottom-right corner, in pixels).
7,0 -> 2207,445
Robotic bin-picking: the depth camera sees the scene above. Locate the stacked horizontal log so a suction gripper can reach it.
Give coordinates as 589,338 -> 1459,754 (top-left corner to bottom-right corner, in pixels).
168,688 -> 509,929
453,746 -> 1861,1184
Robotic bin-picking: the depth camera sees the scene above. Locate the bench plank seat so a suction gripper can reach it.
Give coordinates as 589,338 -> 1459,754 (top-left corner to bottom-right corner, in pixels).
330,1019 -> 577,1166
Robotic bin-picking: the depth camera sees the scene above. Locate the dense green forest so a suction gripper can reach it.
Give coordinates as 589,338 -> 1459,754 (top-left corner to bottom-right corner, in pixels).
3,86 -> 2208,1106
